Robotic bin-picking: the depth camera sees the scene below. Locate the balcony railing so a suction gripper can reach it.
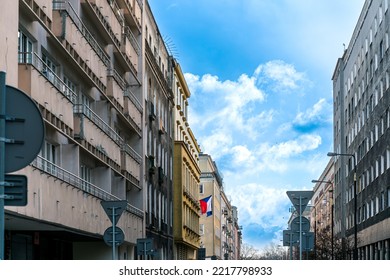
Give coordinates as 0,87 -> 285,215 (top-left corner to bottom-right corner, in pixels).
53,1 -> 110,67
18,52 -> 77,103
32,155 -> 143,218
122,143 -> 142,164
73,104 -> 123,145
124,87 -> 143,112
122,26 -> 141,56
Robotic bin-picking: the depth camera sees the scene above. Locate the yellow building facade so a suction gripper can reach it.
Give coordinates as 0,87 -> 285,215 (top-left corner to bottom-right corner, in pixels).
172,59 -> 201,259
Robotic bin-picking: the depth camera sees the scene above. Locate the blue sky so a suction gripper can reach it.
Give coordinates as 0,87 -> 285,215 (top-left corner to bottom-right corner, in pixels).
149,0 -> 365,251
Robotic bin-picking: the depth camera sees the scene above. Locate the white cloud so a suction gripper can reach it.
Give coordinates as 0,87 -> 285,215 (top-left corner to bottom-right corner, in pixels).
255,60 -> 306,91
262,134 -> 322,159
233,183 -> 290,229
293,98 -> 331,126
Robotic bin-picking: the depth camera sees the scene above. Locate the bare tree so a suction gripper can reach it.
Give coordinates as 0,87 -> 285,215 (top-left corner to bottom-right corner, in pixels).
259,242 -> 286,260
315,228 -> 357,260
240,243 -> 261,260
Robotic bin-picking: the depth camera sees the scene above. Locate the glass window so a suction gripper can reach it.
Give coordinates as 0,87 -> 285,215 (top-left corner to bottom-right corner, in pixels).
18,30 -> 33,63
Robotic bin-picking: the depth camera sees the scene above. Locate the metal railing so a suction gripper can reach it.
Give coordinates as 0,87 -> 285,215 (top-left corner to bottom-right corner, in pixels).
53,1 -> 110,67
18,52 -> 77,103
124,87 -> 143,112
122,143 -> 142,164
32,155 -> 143,217
73,104 -> 123,145
122,26 -> 141,55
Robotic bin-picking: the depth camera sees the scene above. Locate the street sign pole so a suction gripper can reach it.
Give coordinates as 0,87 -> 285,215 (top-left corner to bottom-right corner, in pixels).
0,71 -> 6,260
112,207 -> 116,260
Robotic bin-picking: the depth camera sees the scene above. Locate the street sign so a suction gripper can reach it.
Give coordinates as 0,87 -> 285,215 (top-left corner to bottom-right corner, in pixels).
3,175 -> 27,206
101,200 -> 127,225
290,216 -> 310,232
301,232 -> 315,250
136,238 -> 155,256
282,230 -> 299,246
103,226 -> 124,246
4,85 -> 44,173
286,191 -> 314,214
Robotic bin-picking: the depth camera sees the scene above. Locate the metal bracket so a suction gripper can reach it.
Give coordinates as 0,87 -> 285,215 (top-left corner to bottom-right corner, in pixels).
0,181 -> 15,187
0,137 -> 24,144
0,114 -> 25,122
0,194 -> 14,200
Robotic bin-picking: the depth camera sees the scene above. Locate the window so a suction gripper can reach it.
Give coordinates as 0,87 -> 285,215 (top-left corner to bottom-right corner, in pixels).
387,149 -> 390,170
199,184 -> 204,194
388,189 -> 390,208
199,224 -> 205,235
18,30 -> 33,63
42,53 -> 57,83
63,76 -> 76,100
381,192 -> 385,211
381,155 -> 385,174
80,164 -> 92,191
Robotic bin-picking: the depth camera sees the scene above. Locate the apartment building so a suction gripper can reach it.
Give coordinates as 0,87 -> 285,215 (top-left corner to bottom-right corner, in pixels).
143,1 -> 174,260
198,153 -> 223,259
1,0 -> 144,259
231,206 -> 242,260
311,160 -> 335,259
220,191 -> 234,260
332,0 -> 390,259
171,58 -> 201,260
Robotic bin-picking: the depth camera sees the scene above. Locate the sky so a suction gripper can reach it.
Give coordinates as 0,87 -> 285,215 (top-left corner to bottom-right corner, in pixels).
149,0 -> 365,251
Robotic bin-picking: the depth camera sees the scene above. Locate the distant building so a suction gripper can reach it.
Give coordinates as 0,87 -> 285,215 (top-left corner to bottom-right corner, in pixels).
331,0 -> 390,259
171,58 -> 202,259
199,153 -> 223,259
311,160 -> 335,259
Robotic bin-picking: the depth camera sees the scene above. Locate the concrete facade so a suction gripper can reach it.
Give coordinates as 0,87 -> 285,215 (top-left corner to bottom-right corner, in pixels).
332,0 -> 390,259
2,0 -> 144,259
143,1 -> 174,260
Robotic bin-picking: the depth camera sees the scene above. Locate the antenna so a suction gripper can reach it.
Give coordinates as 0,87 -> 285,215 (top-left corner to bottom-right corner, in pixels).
163,34 -> 179,58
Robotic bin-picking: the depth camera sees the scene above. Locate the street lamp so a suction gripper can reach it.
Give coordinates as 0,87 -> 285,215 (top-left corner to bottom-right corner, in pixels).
327,152 -> 357,260
311,179 -> 334,260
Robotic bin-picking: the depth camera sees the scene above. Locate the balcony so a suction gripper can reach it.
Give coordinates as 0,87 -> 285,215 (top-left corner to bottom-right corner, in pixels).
124,87 -> 142,133
73,104 -> 122,167
121,144 -> 141,189
18,52 -> 75,137
24,156 -> 143,242
21,0 -> 52,30
53,1 -> 109,87
82,0 -> 122,49
117,0 -> 142,32
107,68 -> 126,110
121,26 -> 140,75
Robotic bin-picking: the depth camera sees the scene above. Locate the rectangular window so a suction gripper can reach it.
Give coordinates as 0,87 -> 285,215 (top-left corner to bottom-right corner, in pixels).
387,149 -> 390,170
42,53 -> 57,83
18,30 -> 33,63
199,224 -> 204,235
388,189 -> 390,208
381,155 -> 385,174
381,192 -> 385,211
199,184 -> 204,194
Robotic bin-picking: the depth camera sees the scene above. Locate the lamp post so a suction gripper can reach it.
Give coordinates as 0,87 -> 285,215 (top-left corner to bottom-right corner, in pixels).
327,152 -> 357,260
312,179 -> 334,260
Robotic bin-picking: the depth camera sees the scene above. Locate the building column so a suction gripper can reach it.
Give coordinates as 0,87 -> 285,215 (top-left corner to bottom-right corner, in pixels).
386,240 -> 390,260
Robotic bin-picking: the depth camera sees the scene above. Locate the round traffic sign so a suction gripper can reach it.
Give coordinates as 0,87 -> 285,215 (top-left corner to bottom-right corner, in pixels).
5,85 -> 44,173
103,226 -> 125,246
291,216 -> 310,232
